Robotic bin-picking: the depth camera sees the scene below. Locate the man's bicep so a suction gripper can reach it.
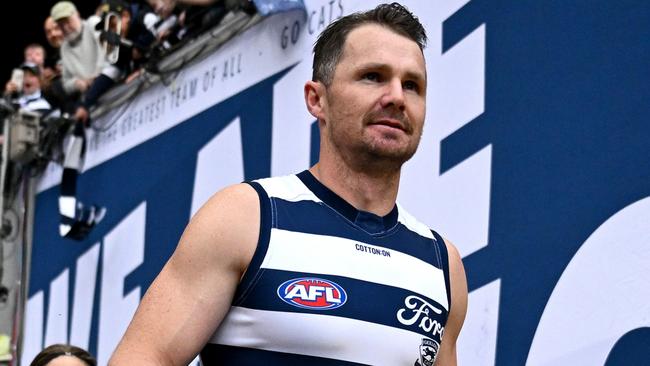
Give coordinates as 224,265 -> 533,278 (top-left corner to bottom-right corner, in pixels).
435,239 -> 468,366
109,183 -> 260,365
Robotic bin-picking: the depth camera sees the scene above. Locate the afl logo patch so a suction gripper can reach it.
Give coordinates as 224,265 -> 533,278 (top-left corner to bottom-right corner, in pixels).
277,277 -> 347,310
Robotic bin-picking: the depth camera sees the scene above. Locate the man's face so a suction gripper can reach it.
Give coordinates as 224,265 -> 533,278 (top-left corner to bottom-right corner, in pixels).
25,47 -> 45,67
45,17 -> 65,48
56,12 -> 82,41
321,24 -> 427,169
107,10 -> 131,37
22,71 -> 40,95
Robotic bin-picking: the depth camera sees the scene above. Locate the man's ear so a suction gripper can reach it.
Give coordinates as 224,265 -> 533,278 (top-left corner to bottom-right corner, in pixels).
304,80 -> 326,121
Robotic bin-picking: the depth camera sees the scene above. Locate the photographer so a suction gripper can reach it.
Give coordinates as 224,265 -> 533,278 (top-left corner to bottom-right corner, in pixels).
0,62 -> 52,146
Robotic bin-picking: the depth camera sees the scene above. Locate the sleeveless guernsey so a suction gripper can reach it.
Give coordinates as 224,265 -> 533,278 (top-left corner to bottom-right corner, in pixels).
200,171 -> 452,366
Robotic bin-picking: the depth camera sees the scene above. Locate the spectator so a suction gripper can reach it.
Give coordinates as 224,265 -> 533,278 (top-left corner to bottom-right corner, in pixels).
96,0 -> 156,77
30,344 -> 96,366
42,16 -> 74,113
43,16 -> 65,77
4,43 -> 49,100
44,17 -> 65,50
144,0 -> 184,54
179,1 -> 230,41
141,0 -> 250,60
24,44 -> 47,72
75,0 -> 157,123
126,1 -> 159,75
10,62 -> 52,115
50,1 -> 110,97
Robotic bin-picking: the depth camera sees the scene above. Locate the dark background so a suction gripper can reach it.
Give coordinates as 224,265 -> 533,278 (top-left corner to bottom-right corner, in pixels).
0,1 -> 97,83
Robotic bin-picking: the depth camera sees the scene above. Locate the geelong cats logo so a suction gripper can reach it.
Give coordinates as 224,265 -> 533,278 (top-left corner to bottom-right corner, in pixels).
415,338 -> 440,366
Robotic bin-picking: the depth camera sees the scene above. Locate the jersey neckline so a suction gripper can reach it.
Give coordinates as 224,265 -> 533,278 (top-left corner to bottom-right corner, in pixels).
296,170 -> 399,234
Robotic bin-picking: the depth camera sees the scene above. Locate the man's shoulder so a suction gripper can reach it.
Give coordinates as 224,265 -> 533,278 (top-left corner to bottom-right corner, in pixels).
187,183 -> 261,253
249,172 -> 299,186
85,15 -> 103,30
201,174 -> 305,214
250,172 -> 319,203
205,183 -> 260,212
395,203 -> 435,239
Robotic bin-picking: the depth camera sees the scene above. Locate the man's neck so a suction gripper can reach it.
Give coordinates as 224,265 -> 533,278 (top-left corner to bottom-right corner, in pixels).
309,159 -> 400,217
66,22 -> 84,46
21,90 -> 41,99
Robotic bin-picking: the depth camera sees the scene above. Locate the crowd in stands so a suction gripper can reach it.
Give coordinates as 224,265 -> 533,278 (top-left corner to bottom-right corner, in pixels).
2,0 -> 257,127
1,2 -> 257,363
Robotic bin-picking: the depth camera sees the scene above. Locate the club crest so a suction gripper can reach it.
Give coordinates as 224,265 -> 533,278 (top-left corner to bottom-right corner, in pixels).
414,338 -> 440,366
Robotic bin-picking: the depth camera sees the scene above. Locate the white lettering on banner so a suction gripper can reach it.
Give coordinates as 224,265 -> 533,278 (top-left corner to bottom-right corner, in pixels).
21,292 -> 44,366
20,244 -> 100,365
395,3 -> 499,364
190,117 -> 244,216
270,56 -> 314,176
458,279 -> 500,366
400,14 -> 490,258
97,203 -> 147,366
21,203 -> 145,365
44,269 -> 69,346
70,244 -> 101,350
397,295 -> 445,338
526,197 -> 650,366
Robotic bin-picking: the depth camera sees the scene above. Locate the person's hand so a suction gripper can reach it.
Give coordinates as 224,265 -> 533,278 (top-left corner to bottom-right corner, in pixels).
75,106 -> 89,125
42,68 -> 58,88
4,81 -> 17,96
157,27 -> 171,41
74,78 -> 91,92
125,69 -> 143,84
42,68 -> 55,81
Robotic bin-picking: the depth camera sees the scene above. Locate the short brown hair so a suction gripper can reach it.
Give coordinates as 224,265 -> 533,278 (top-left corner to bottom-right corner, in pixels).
30,344 -> 96,366
312,2 -> 427,86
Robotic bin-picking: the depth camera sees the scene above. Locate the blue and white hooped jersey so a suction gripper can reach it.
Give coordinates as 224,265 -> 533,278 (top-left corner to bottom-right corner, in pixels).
201,171 -> 452,366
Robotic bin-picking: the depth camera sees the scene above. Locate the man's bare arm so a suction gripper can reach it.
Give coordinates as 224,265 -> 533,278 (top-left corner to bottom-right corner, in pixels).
435,239 -> 468,366
109,183 -> 260,365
